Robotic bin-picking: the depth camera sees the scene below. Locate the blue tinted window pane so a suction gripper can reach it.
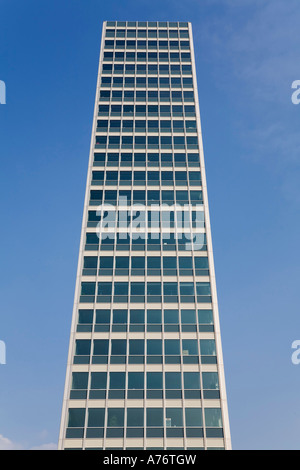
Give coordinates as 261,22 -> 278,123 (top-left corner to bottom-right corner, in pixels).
185,408 -> 203,427
147,408 -> 163,426
202,372 -> 219,390
200,339 -> 216,356
107,409 -> 124,427
72,372 -> 88,390
165,372 -> 181,389
109,372 -> 125,389
68,408 -> 85,427
127,409 -> 144,427
91,372 -> 107,389
111,340 -> 127,355
166,408 -> 183,427
204,408 -> 222,427
164,310 -> 179,324
147,372 -> 163,389
147,340 -> 162,355
184,372 -> 200,389
165,340 -> 180,355
147,310 -> 162,324
88,408 -> 105,427
128,372 -> 144,389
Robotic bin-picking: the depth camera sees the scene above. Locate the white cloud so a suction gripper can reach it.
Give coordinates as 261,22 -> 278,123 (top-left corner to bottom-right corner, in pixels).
198,0 -> 300,202
0,434 -> 14,450
0,432 -> 57,450
30,443 -> 57,450
201,0 -> 300,103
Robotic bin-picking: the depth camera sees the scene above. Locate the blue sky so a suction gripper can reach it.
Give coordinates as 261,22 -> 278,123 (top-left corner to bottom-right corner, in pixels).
0,0 -> 300,450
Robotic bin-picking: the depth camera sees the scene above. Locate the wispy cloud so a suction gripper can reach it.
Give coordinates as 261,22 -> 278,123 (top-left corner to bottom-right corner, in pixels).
201,0 -> 300,101
0,433 -> 56,450
199,0 -> 300,201
0,434 -> 14,450
29,443 -> 57,450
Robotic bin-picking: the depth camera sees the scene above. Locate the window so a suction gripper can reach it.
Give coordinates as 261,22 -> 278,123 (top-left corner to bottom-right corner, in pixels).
75,339 -> 91,356
131,256 -> 145,275
130,309 -> 144,325
166,408 -> 183,427
99,257 -> 113,275
71,372 -> 88,391
146,408 -> 163,427
165,372 -> 181,389
147,282 -> 161,301
179,257 -> 193,274
87,408 -> 105,428
97,282 -> 112,300
127,409 -> 144,427
200,339 -> 216,356
198,309 -> 214,324
180,282 -> 194,302
128,372 -> 144,389
181,309 -> 196,324
93,340 -> 109,355
147,372 -> 163,389
184,372 -> 200,389
90,372 -> 107,389
115,256 -> 129,275
185,408 -> 203,427
164,309 -> 179,324
95,309 -> 110,325
147,257 -> 161,274
182,340 -> 198,364
129,339 -> 144,355
111,339 -> 127,355
204,408 -> 223,427
68,408 -> 85,428
165,339 -> 180,355
114,281 -> 128,297
77,309 -> 94,331
130,282 -> 145,296
80,282 -> 95,296
163,282 -> 178,302
147,309 -> 161,325
107,409 -> 124,427
109,372 -> 125,389
202,372 -> 219,390
113,309 -> 127,324
147,339 -> 162,355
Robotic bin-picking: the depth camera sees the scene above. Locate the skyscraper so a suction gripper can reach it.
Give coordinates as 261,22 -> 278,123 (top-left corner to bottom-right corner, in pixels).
58,20 -> 231,451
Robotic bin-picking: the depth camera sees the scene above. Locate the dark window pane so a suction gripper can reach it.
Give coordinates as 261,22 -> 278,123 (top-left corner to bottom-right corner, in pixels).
109,372 -> 125,389
127,409 -> 144,427
165,372 -> 181,389
147,408 -> 163,427
68,408 -> 85,427
184,372 -> 200,389
128,372 -> 144,389
147,372 -> 163,389
88,408 -> 105,427
185,408 -> 203,427
107,409 -> 124,427
91,372 -> 107,389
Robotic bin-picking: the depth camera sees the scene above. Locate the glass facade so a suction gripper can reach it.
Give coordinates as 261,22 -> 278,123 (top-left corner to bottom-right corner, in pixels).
58,20 -> 231,451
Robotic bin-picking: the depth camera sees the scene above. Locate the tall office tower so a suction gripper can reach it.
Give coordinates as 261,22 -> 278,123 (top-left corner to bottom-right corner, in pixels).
58,21 -> 231,451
